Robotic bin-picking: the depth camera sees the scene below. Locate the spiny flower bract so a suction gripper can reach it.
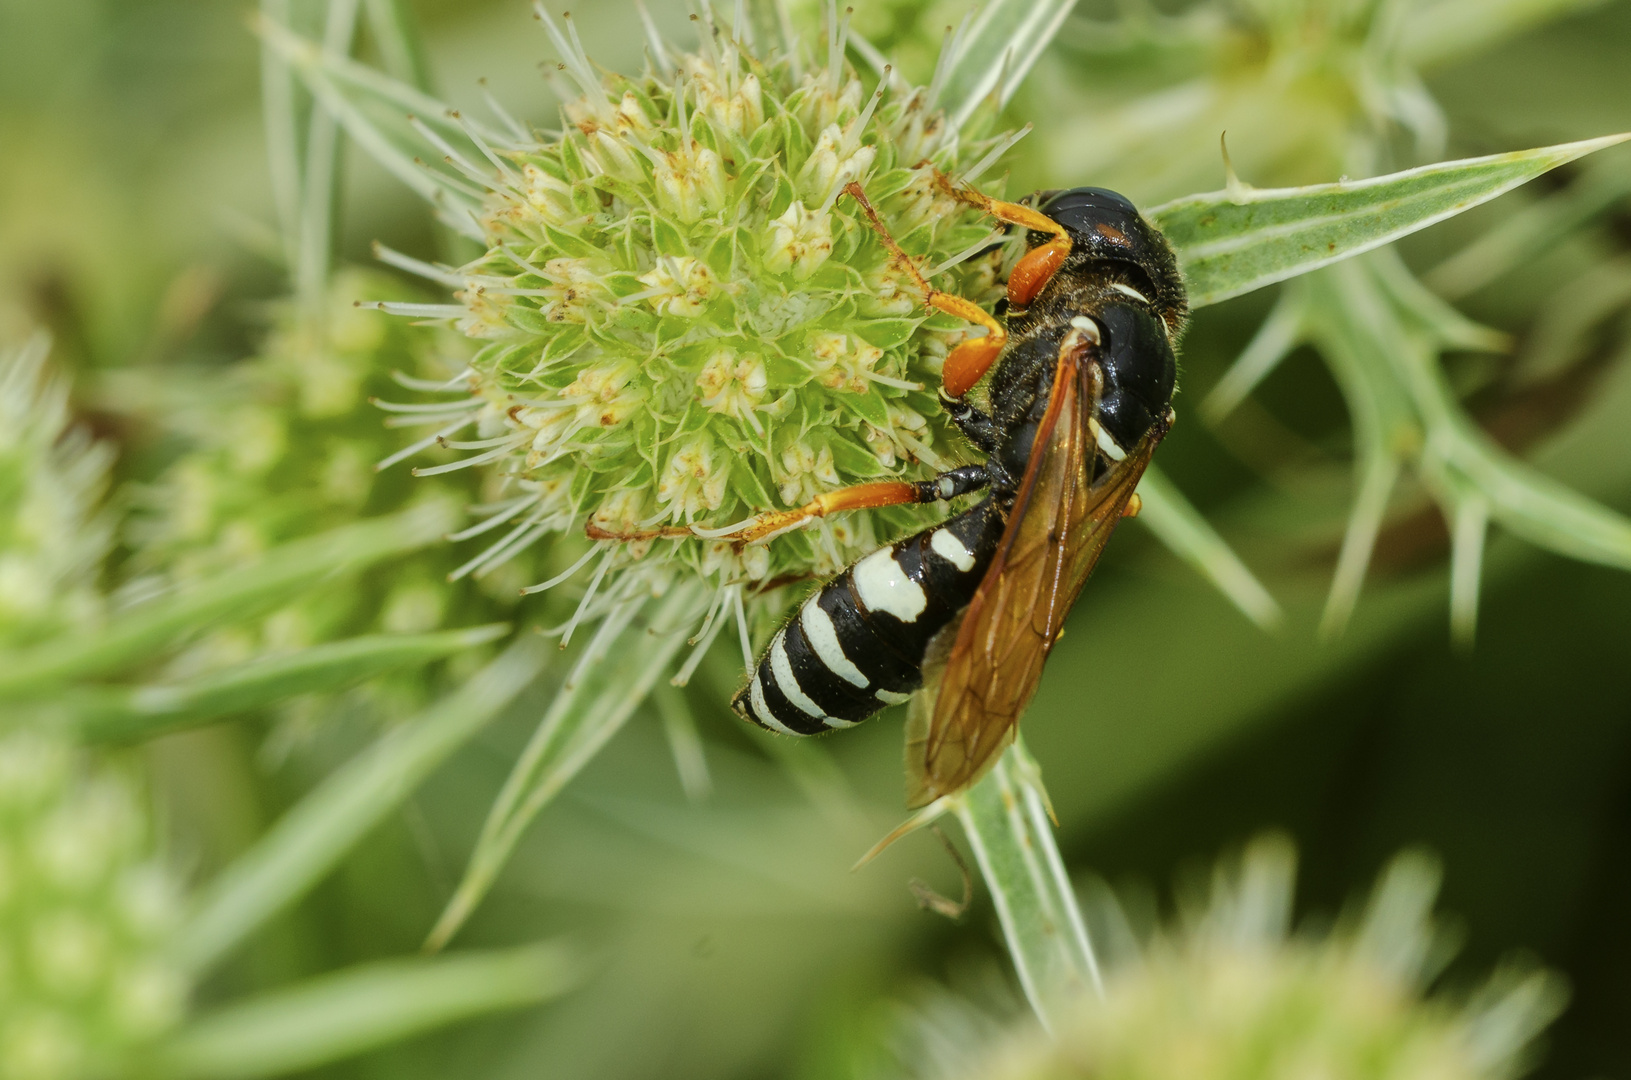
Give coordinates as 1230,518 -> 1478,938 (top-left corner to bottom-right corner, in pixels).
0,335 -> 113,649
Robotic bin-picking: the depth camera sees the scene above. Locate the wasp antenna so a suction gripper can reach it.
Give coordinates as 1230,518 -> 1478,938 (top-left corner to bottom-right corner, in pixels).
852,795 -> 956,871
1221,131 -> 1252,204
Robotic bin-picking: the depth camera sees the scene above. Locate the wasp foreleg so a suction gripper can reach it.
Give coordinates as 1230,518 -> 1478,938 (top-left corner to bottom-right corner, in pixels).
931,169 -> 1070,242
843,181 -> 1009,399
930,169 -> 1074,309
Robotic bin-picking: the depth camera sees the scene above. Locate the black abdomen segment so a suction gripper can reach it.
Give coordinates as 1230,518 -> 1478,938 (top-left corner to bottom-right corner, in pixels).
734,497 -> 1006,735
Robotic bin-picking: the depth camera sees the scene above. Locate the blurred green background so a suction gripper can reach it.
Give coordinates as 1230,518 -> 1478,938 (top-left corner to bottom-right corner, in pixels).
4,0 -> 1631,1076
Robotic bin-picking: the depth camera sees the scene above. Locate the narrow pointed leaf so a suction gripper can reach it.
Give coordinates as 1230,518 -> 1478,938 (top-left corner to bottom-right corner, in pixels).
68,624 -> 509,743
1443,425 -> 1631,572
1135,466 -> 1282,630
163,942 -> 577,1079
254,14 -> 489,138
939,0 -> 1077,129
178,639 -> 545,973
427,583 -> 704,951
292,0 -> 362,311
362,0 -> 433,91
957,740 -> 1100,1030
0,501 -> 457,699
259,0 -> 301,270
1149,133 -> 1631,308
254,14 -> 488,234
1426,155 -> 1631,298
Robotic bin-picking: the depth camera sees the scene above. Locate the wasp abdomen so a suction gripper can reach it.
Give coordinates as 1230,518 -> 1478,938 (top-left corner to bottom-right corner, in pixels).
735,498 -> 1006,735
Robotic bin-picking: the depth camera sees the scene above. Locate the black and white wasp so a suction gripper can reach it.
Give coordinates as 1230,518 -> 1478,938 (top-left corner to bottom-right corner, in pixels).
592,176 -> 1186,805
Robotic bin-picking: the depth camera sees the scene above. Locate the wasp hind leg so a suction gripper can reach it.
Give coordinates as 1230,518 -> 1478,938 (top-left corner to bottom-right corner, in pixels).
585,467 -> 991,546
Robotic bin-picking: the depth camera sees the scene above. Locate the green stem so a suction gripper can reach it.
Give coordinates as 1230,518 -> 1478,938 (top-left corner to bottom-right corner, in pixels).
955,739 -> 1100,1030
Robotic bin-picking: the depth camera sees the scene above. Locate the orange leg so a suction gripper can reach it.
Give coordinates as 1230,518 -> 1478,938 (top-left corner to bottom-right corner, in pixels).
715,480 -> 923,544
1007,238 -> 1070,307
587,480 -> 924,547
931,170 -> 1074,308
587,464 -> 993,549
844,181 -> 1008,398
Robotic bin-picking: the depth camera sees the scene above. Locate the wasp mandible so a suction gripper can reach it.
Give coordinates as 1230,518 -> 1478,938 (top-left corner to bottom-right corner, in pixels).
591,175 -> 1187,806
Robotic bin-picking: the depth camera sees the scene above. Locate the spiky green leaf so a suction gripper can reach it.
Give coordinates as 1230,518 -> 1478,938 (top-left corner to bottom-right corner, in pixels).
163,942 -> 577,1079
1150,133 -> 1631,308
177,638 -> 545,973
956,740 -> 1100,1028
0,502 -> 457,700
67,624 -> 509,743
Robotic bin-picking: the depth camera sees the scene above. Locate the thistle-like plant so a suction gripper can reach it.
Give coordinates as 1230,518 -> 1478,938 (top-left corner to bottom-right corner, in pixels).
261,0 -> 1628,972
0,333 -> 113,651
879,836 -> 1565,1080
0,713 -> 578,1080
356,12 -> 1024,601
0,334 -> 572,1079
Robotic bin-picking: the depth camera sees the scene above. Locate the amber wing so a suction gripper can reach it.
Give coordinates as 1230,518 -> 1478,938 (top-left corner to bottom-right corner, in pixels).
910,343 -> 1165,807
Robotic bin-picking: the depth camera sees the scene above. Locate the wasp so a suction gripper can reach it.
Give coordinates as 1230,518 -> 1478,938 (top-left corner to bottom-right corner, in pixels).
590,176 -> 1186,806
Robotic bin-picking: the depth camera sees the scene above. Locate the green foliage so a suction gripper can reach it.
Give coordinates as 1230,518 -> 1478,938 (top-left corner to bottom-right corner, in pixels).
163,942 -> 578,1079
5,0 -> 1631,1075
0,503 -> 455,700
953,741 -> 1100,1028
178,639 -> 547,972
66,624 -> 511,743
1152,134 -> 1631,307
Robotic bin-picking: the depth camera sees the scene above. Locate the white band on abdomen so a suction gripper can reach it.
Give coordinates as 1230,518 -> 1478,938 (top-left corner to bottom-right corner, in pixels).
799,600 -> 869,687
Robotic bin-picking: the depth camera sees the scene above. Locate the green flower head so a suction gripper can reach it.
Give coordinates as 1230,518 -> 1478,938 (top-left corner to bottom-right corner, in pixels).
890,837 -> 1565,1080
380,8 -> 1025,619
0,730 -> 188,1080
